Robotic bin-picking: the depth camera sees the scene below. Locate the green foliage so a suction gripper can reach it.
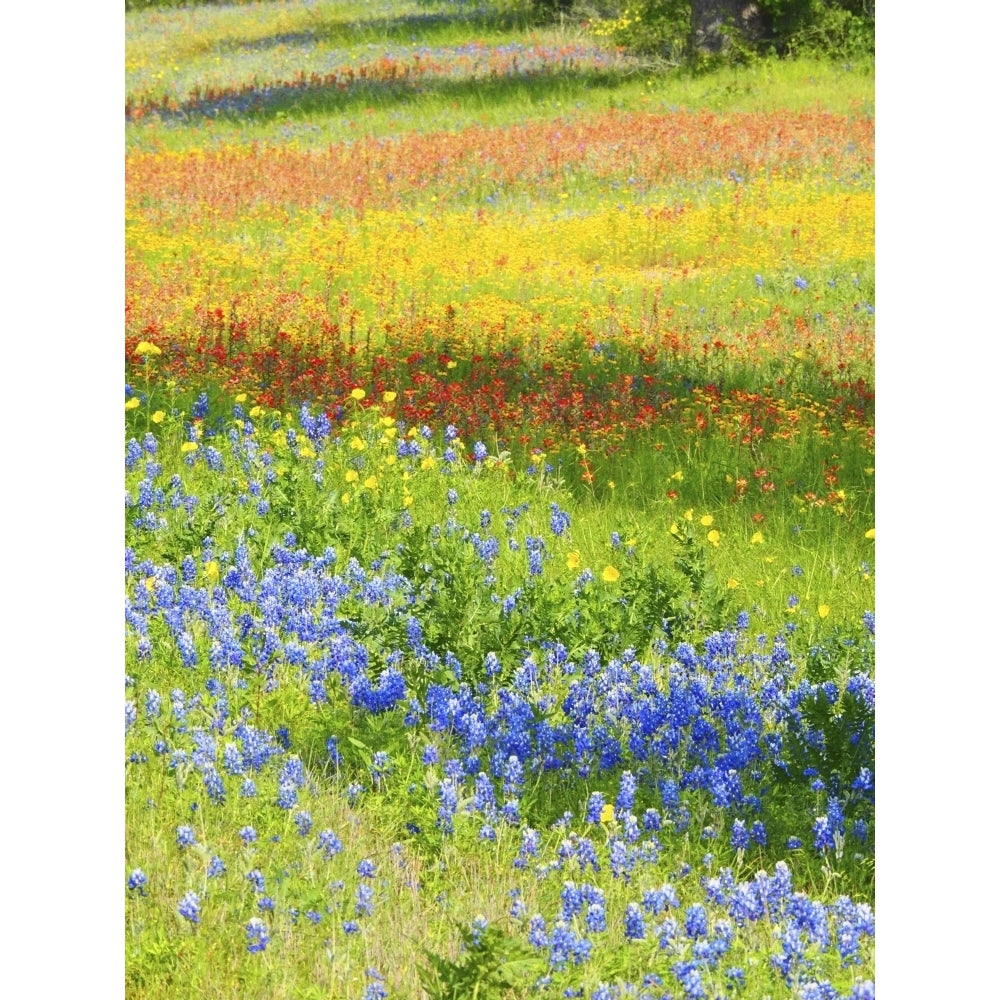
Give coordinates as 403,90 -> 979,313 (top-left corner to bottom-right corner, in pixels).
588,0 -> 874,64
591,1 -> 693,61
419,920 -> 546,1000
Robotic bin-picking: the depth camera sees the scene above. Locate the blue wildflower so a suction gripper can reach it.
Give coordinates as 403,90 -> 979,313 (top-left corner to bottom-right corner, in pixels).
245,917 -> 269,953
624,902 -> 646,941
177,891 -> 200,924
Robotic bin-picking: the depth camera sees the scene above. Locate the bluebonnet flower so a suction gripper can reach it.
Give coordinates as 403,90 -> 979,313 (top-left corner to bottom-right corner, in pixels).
624,902 -> 646,940
813,815 -> 835,853
239,826 -> 257,845
586,899 -> 607,933
176,825 -> 196,849
240,778 -> 257,798
125,439 -> 143,470
549,503 -> 571,537
473,441 -> 488,462
177,891 -> 200,924
294,811 -> 312,836
787,836 -> 803,849
276,783 -> 298,810
438,779 -> 459,833
657,916 -> 679,949
672,960 -> 706,999
318,830 -> 343,858
575,838 -> 599,874
800,981 -> 839,1000
609,838 -> 634,881
794,276 -> 809,290
849,981 -> 875,999
514,827 -> 540,869
446,488 -> 458,505
245,917 -> 269,953
502,756 -> 524,796
684,904 -> 709,939
246,869 -> 266,894
527,914 -> 548,948
356,883 -> 375,917
207,855 -> 226,878
342,919 -> 361,935
862,611 -> 875,635
371,752 -> 392,781
616,771 -> 636,813
561,881 -> 584,921
126,701 -> 138,732
731,820 -> 750,850
257,896 -> 274,912
466,915 -> 489,948
509,888 -> 526,919
361,968 -> 389,1000
357,858 -> 377,879
202,766 -> 225,804
127,869 -> 147,893
191,392 -> 209,419
144,689 -> 162,719
830,897 -> 874,965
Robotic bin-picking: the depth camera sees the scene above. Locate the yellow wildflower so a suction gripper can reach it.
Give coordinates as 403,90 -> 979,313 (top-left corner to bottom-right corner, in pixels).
125,398 -> 140,410
602,565 -> 620,583
151,410 -> 165,424
700,514 -> 714,527
750,531 -> 764,545
707,530 -> 721,547
134,341 -> 162,357
350,388 -> 366,401
818,605 -> 831,619
180,442 -> 197,453
383,391 -> 397,403
600,804 -> 614,824
566,551 -> 581,570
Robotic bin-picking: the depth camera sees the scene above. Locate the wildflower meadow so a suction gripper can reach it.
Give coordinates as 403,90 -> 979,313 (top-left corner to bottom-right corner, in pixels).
123,2 -> 881,998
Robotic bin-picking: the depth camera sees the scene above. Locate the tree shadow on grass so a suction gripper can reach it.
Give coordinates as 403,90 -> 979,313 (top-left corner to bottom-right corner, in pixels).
126,3 -> 646,125
130,62 -> 642,125
217,9 -> 546,54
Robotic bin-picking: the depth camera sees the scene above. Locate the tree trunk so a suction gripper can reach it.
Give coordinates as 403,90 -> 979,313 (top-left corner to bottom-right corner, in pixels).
689,1 -> 765,53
